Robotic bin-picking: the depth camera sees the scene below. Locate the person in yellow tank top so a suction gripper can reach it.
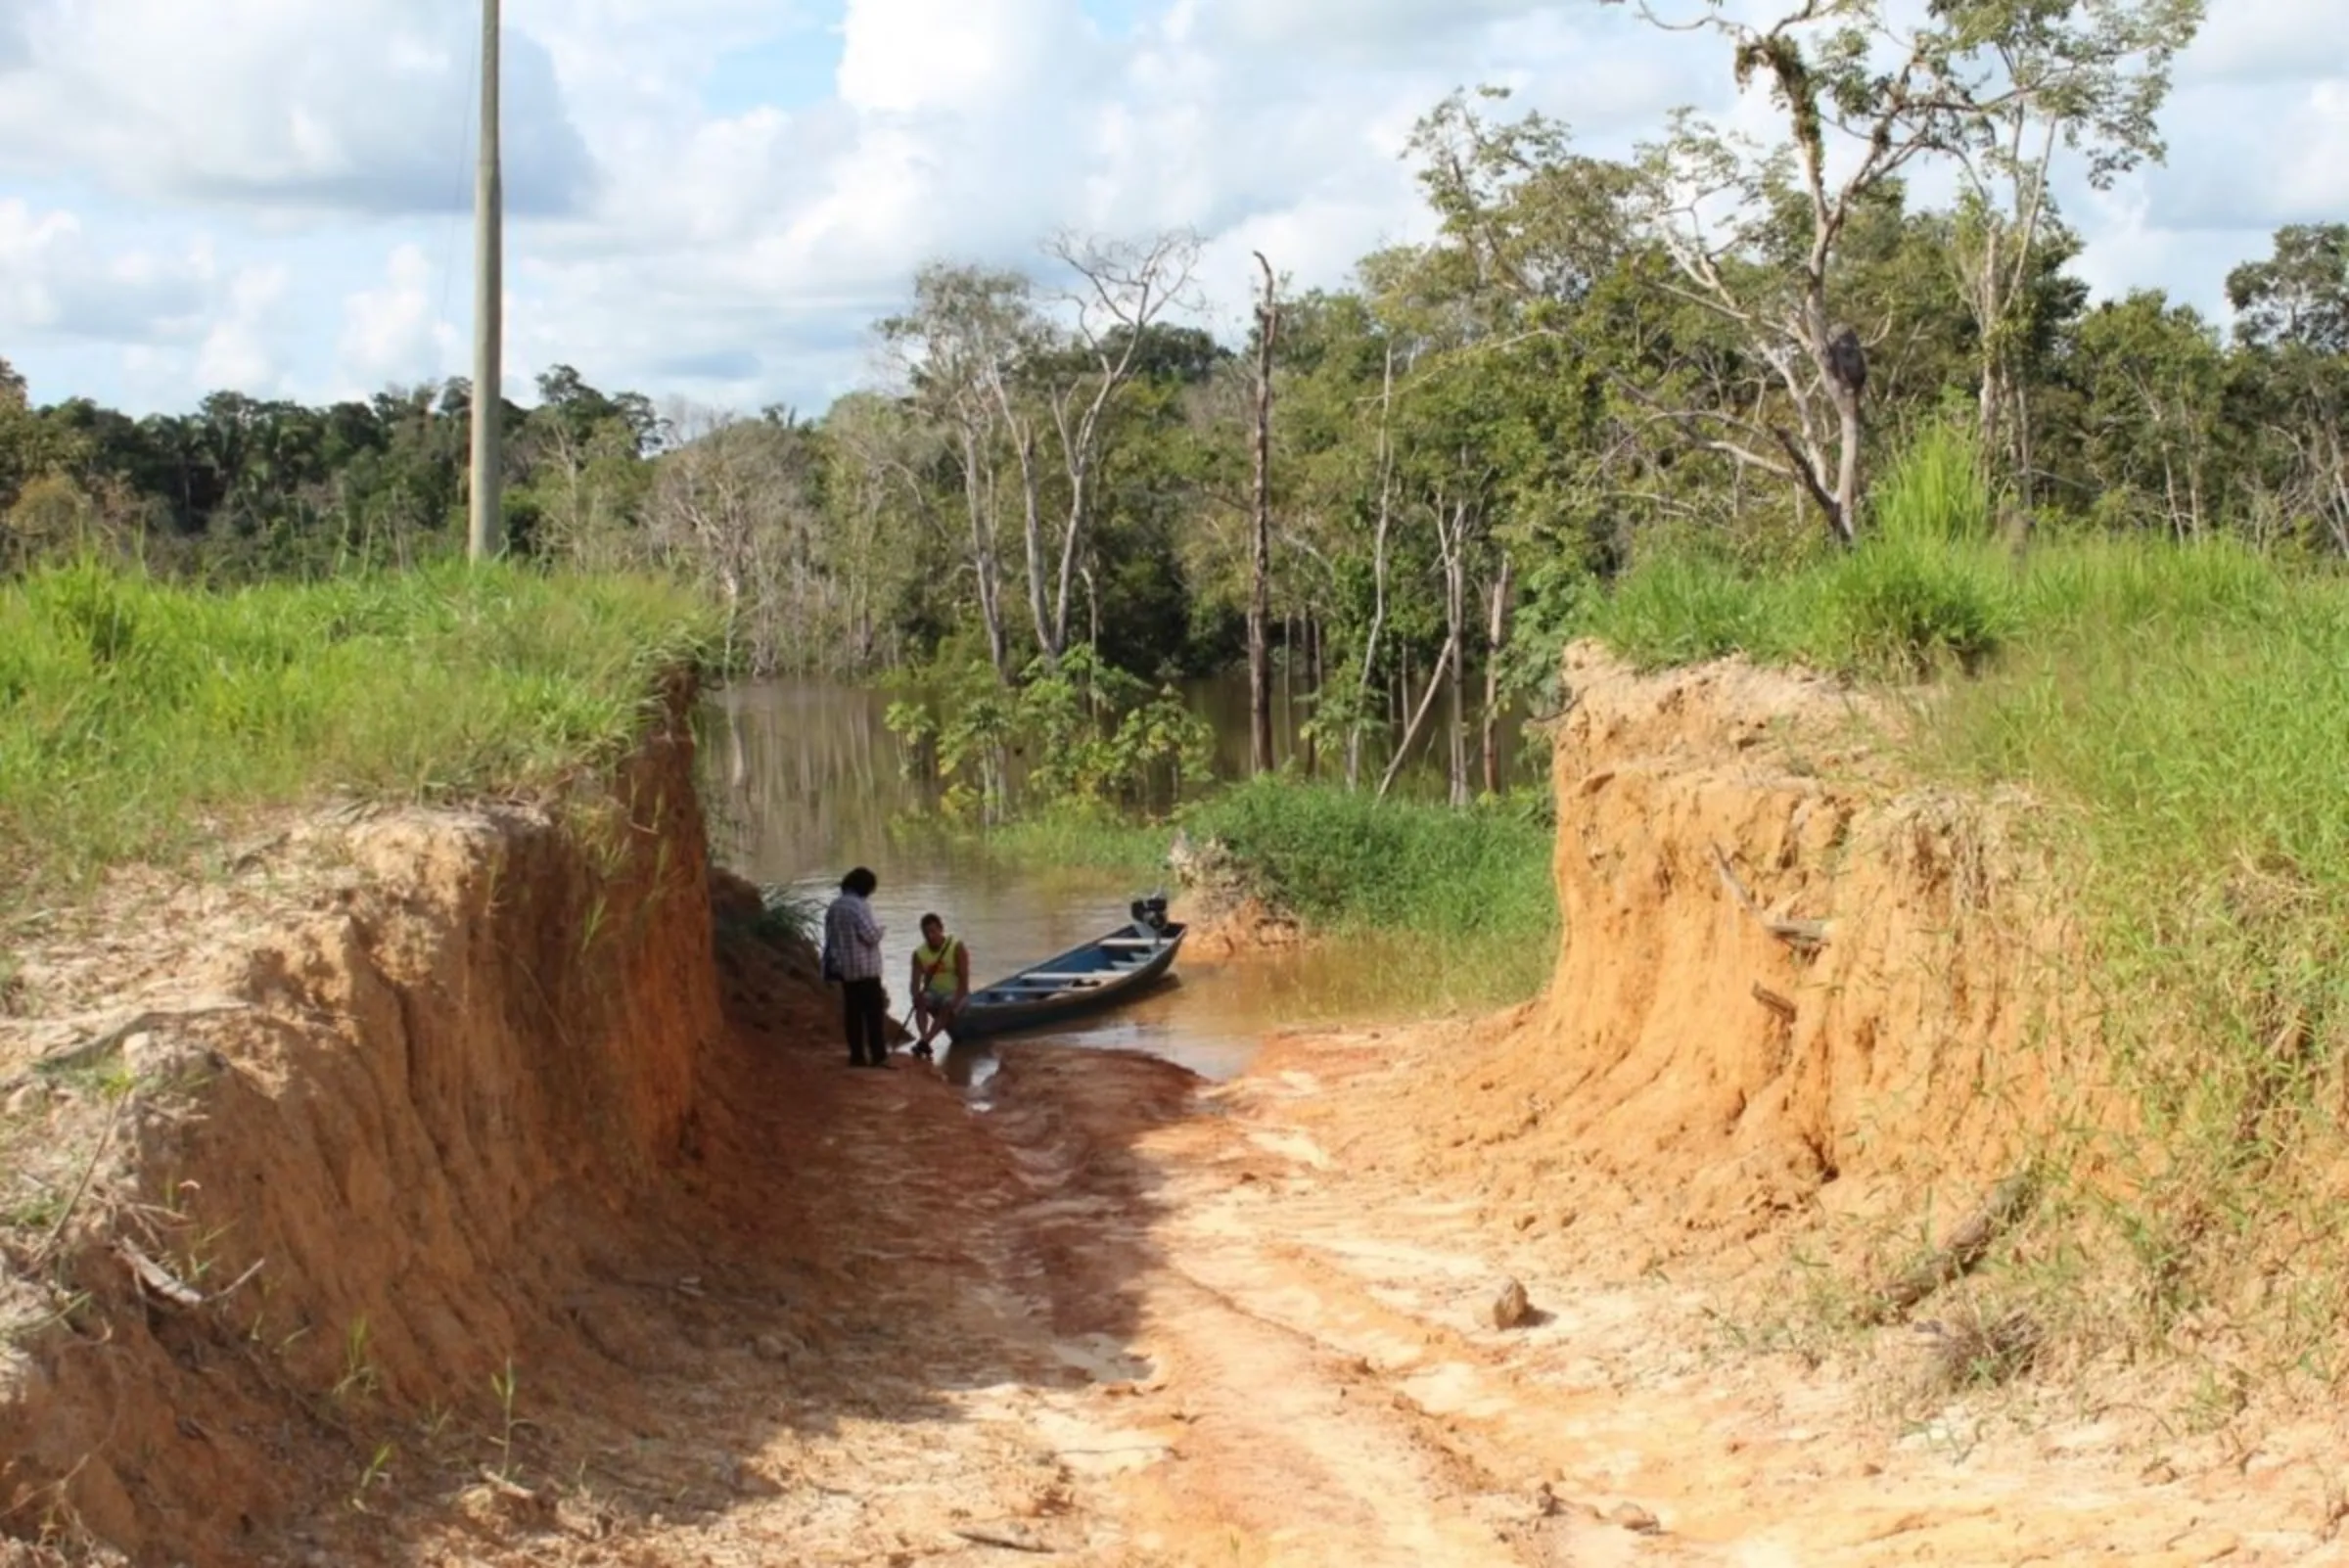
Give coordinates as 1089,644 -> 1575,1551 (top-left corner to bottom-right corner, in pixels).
908,912 -> 970,1060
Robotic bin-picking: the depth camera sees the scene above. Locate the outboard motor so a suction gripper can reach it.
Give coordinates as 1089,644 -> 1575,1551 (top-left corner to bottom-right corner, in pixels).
1129,893 -> 1171,933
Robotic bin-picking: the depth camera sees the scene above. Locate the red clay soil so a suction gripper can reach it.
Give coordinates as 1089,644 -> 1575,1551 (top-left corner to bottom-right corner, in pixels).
1381,644 -> 2113,1266
5,651 -> 2346,1566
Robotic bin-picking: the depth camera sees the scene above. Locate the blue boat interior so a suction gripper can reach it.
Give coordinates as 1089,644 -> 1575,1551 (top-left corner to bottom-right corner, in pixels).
970,929 -> 1170,1005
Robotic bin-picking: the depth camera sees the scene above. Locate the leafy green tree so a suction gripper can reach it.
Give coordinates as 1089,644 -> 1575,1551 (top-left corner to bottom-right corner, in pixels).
2226,226 -> 2349,548
2059,291 -> 2231,536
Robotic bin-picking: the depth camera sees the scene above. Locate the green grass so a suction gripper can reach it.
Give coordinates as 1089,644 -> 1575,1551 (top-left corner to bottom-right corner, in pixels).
1180,779 -> 1559,1003
0,558 -> 714,906
1914,557 -> 2349,1373
1589,424 -> 2024,677
945,812 -> 1176,880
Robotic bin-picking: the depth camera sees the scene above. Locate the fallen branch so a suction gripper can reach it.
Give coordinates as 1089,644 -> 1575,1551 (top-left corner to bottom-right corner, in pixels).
115,1239 -> 204,1309
1710,845 -> 1829,950
952,1528 -> 1057,1554
1865,1170 -> 2039,1324
1750,983 -> 1797,1021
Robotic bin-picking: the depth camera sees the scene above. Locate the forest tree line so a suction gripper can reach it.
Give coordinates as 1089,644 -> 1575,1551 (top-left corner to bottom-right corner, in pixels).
6,0 -> 2344,801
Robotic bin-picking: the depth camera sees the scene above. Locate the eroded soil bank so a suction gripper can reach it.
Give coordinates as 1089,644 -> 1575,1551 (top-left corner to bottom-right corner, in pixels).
6,652 -> 2347,1565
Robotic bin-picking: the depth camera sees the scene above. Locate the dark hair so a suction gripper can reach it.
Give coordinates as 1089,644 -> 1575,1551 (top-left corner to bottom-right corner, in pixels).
841,866 -> 878,897
920,911 -> 944,932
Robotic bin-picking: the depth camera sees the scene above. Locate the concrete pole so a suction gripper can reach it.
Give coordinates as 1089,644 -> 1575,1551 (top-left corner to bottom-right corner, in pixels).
468,0 -> 503,562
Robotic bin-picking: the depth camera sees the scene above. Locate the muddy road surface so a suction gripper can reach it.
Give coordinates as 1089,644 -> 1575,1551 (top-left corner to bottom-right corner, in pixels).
343,940 -> 2340,1568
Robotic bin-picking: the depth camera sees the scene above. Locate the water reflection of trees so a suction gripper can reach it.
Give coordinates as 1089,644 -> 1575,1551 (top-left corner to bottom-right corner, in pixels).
707,681 -> 939,877
703,672 -> 1541,882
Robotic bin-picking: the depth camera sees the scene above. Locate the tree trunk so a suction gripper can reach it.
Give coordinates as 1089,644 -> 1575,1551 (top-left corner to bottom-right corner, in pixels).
1302,610 -> 1320,780
1436,499 -> 1470,807
955,423 -> 1010,678
1481,553 -> 1512,798
1344,346 -> 1397,793
1012,425 -> 1054,665
1379,631 -> 1457,802
1051,465 -> 1086,657
1248,252 -> 1277,777
1829,383 -> 1863,546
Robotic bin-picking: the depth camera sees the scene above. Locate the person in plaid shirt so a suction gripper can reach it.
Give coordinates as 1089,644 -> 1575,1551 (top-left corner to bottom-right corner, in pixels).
822,867 -> 890,1068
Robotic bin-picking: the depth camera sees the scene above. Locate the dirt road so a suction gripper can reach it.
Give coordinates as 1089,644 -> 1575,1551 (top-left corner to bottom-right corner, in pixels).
326,932 -> 2346,1568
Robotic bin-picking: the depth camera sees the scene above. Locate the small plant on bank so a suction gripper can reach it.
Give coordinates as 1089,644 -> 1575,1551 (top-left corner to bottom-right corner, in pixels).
334,1315 -> 378,1403
748,884 -> 825,946
489,1358 -> 523,1487
350,1440 -> 395,1513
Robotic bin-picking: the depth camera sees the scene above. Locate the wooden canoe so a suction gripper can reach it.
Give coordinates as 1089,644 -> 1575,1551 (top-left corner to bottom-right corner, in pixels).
948,916 -> 1186,1040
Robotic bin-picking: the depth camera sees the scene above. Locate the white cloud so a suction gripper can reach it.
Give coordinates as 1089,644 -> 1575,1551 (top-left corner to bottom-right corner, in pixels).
336,244 -> 463,392
2143,79 -> 2349,232
196,265 -> 291,392
0,0 -> 594,215
0,0 -> 2341,417
839,0 -> 1094,115
0,200 -> 214,341
2180,0 -> 2347,86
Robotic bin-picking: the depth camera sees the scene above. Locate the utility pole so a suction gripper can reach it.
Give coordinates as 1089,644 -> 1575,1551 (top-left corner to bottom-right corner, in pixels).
468,0 -> 503,562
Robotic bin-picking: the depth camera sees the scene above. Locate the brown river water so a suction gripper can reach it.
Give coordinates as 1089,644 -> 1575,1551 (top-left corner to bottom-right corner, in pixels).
701,676 -> 1531,1087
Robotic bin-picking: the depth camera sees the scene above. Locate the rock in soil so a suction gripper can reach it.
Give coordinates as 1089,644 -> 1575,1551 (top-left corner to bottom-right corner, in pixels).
1608,1501 -> 1662,1534
1491,1277 -> 1533,1330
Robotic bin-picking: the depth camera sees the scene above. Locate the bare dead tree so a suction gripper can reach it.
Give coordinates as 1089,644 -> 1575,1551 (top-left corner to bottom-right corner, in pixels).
1036,228 -> 1203,661
644,402 -> 820,675
879,264 -> 1038,677
1248,252 -> 1278,776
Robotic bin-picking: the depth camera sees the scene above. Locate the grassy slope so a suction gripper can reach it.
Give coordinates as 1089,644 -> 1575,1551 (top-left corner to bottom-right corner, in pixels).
0,560 -> 714,908
1584,493 -> 2349,1372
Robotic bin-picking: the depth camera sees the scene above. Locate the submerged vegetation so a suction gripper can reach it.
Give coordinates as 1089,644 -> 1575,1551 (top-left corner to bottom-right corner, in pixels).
0,559 -> 714,905
882,645 -> 1216,823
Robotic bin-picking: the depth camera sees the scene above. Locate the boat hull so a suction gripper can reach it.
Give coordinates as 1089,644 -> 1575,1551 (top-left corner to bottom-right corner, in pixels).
947,920 -> 1186,1040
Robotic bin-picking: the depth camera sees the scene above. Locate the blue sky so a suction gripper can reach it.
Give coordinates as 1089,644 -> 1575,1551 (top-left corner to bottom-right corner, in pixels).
0,0 -> 2340,419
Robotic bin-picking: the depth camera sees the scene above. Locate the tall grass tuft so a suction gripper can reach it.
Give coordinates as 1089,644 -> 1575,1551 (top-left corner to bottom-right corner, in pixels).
1808,422 -> 2015,675
1583,424 -> 2020,677
0,558 -> 714,907
1871,419 -> 1995,550
1581,548 -> 1806,671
